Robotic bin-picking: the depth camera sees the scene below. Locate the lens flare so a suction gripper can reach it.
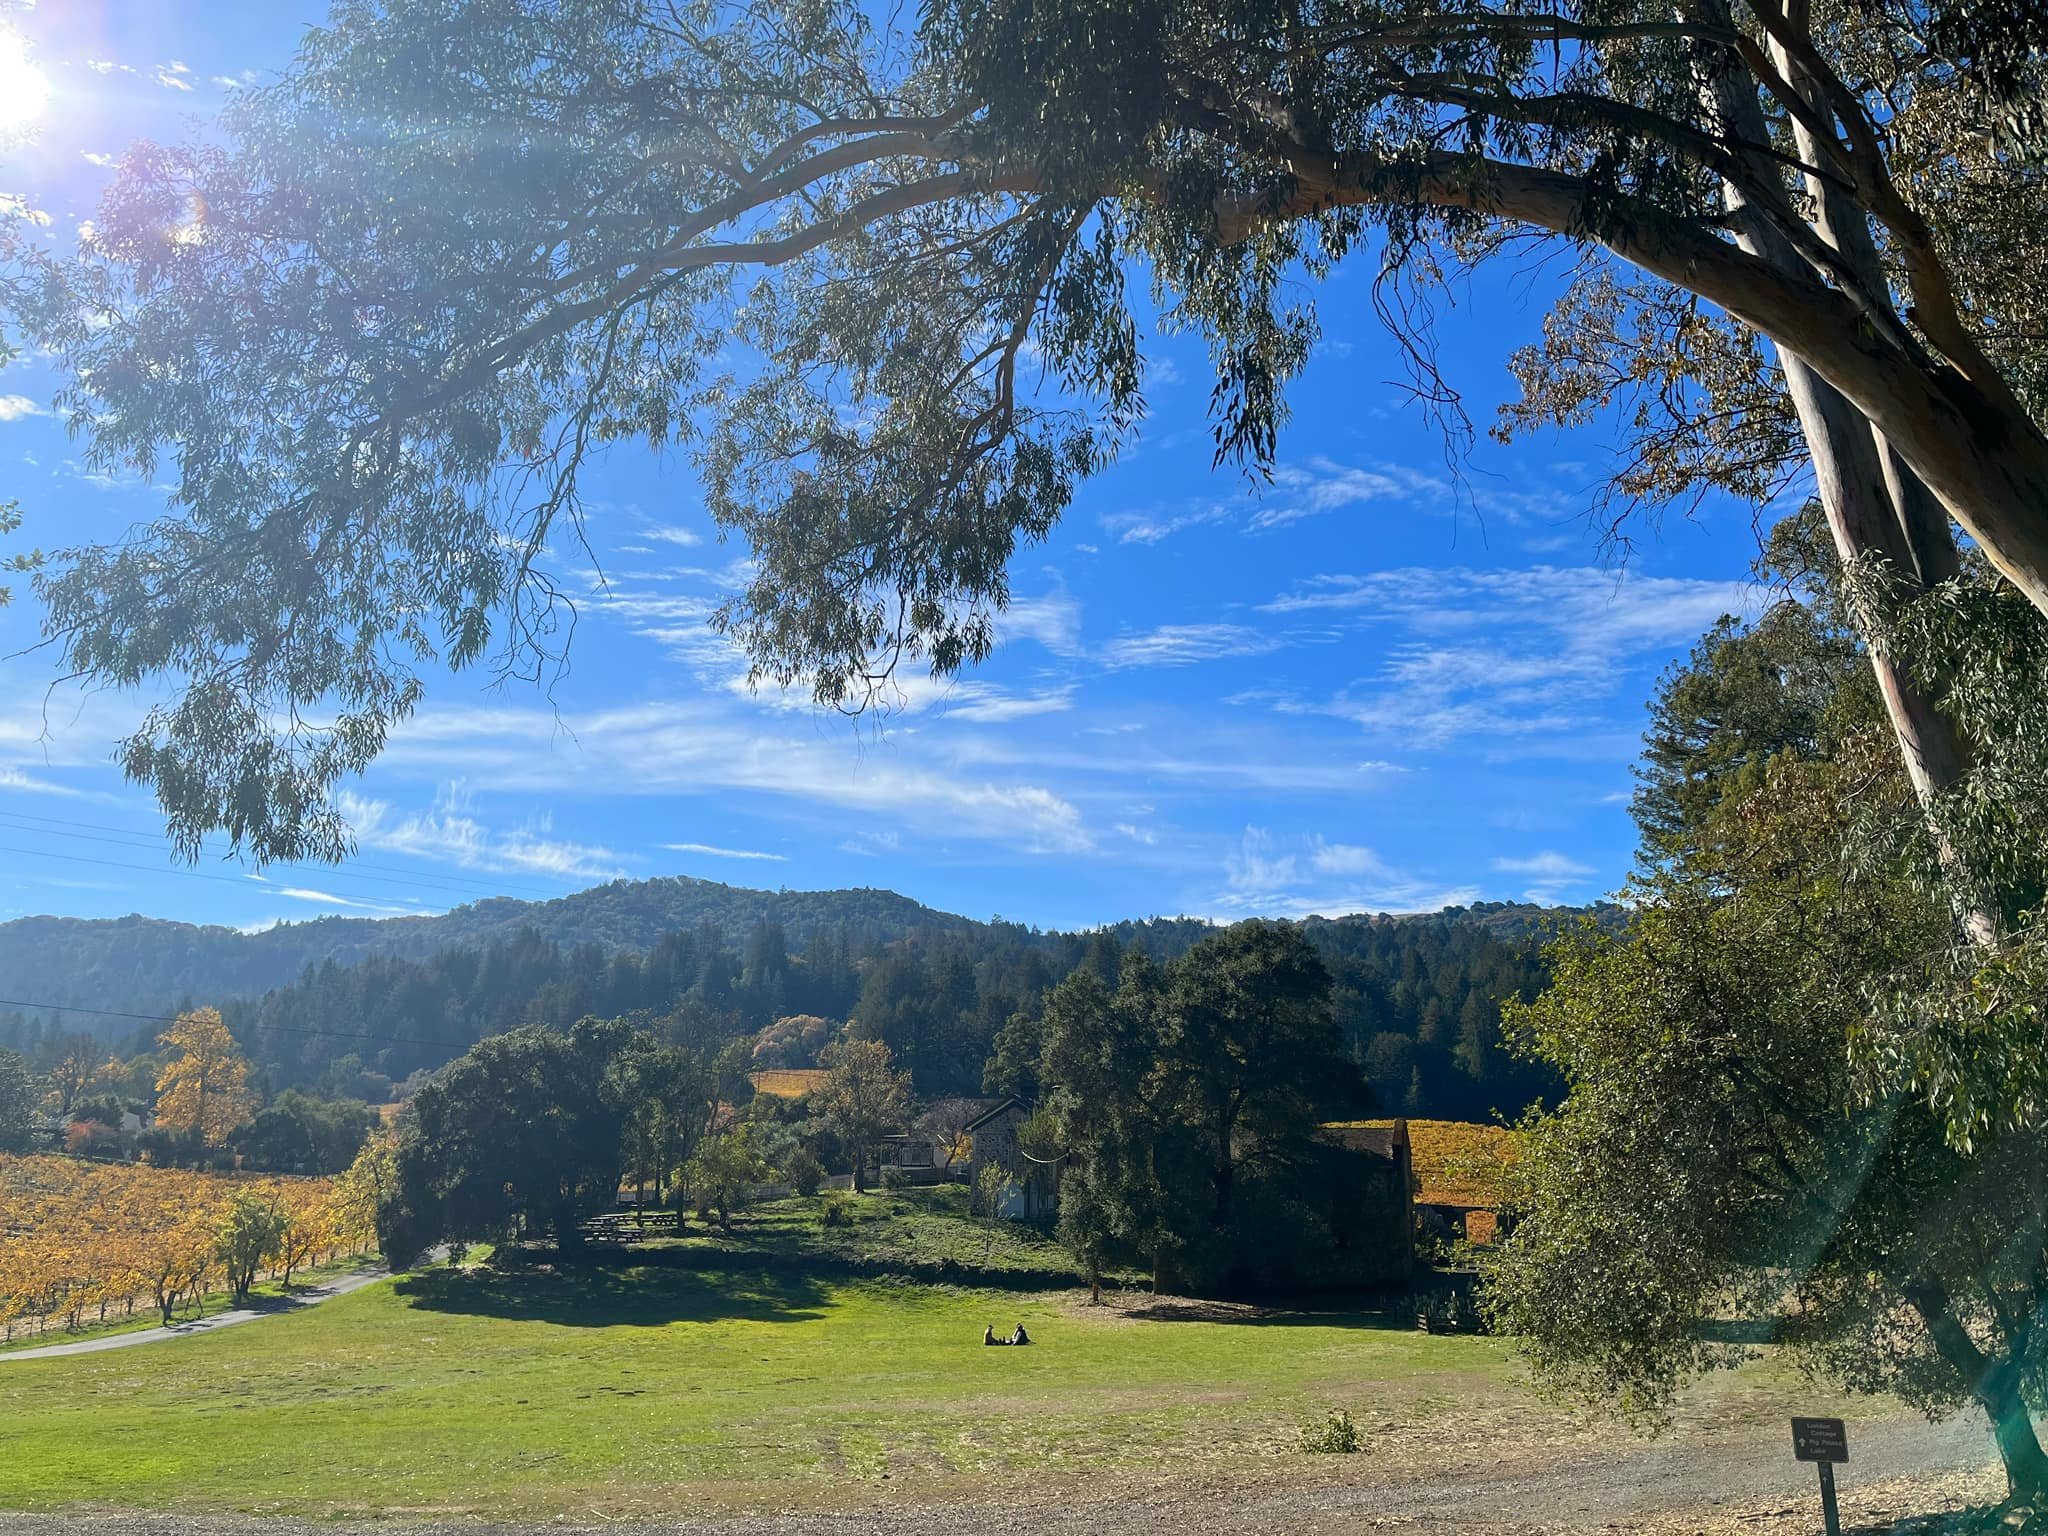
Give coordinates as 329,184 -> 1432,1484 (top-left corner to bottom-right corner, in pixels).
0,27 -> 50,134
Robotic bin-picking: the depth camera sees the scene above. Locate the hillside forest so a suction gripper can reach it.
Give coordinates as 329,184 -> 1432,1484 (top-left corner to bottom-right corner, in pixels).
0,900 -> 1574,1128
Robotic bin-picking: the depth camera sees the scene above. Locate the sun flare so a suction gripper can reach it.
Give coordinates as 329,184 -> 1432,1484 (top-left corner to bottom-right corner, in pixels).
0,26 -> 50,133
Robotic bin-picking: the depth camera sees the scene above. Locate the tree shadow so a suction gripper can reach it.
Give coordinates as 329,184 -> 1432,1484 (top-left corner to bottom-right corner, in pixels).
1108,1295 -> 1415,1331
394,1261 -> 830,1329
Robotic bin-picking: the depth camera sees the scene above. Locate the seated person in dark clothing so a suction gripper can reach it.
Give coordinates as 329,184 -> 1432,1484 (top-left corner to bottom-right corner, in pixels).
1008,1323 -> 1031,1346
983,1324 -> 999,1346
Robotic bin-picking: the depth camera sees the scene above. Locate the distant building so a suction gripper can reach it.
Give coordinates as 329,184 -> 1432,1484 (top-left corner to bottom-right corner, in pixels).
962,1098 -> 1058,1218
1329,1118 -> 1519,1248
1316,1118 -> 1416,1287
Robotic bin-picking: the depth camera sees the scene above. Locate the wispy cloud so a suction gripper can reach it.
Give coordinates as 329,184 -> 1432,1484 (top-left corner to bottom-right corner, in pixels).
1251,564 -> 1757,748
1002,585 -> 1084,657
1493,848 -> 1601,904
381,700 -> 1096,855
1100,502 -> 1232,545
0,764 -> 93,798
1207,826 -> 1480,920
662,842 -> 787,862
1101,623 -> 1283,670
336,785 -> 628,880
0,394 -> 47,422
641,523 -> 703,547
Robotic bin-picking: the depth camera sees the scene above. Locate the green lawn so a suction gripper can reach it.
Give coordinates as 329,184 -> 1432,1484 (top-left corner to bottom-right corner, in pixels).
0,1255 -> 1516,1517
666,1185 -> 1095,1281
0,1197 -> 1906,1520
0,1252 -> 377,1355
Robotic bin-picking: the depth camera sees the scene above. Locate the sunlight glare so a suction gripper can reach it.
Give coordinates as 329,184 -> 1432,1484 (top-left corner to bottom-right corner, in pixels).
0,27 -> 50,134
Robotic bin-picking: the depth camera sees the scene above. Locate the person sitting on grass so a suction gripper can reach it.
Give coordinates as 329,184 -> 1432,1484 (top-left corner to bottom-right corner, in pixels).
1009,1322 -> 1031,1346
983,1324 -> 999,1346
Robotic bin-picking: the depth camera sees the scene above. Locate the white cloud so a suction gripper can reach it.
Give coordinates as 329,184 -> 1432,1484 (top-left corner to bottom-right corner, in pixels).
1102,623 -> 1283,670
1002,586 -> 1084,657
1100,502 -> 1232,545
272,886 -> 422,916
154,63 -> 194,91
0,394 -> 46,421
941,683 -> 1075,724
80,151 -> 115,168
662,842 -> 787,862
83,58 -> 115,74
641,524 -> 703,547
0,764 -> 92,798
336,785 -> 629,880
1492,849 -> 1601,905
1493,850 -> 1596,879
380,700 -> 1096,855
1210,825 -> 1479,919
1251,564 -> 1759,748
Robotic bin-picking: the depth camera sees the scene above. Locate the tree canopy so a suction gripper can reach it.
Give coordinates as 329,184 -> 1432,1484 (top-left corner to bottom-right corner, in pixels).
1489,545 -> 2048,1495
2,0 -> 2044,878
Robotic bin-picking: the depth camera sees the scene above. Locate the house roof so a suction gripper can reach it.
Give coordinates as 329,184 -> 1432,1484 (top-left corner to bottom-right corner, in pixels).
1324,1118 -> 1520,1209
1319,1119 -> 1408,1161
962,1096 -> 1024,1133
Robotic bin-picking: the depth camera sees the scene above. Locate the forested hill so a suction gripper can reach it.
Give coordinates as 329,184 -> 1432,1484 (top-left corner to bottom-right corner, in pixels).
0,877 -> 972,1020
0,876 -> 1609,1122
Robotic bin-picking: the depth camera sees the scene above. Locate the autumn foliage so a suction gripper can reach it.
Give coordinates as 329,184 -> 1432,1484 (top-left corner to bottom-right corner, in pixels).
0,1154 -> 374,1340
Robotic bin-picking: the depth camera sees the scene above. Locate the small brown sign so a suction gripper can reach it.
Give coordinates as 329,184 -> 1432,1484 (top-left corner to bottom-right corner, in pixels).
1792,1417 -> 1848,1464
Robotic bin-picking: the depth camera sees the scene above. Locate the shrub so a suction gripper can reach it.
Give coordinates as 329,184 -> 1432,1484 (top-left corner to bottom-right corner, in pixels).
782,1146 -> 824,1197
972,1162 -> 1007,1219
820,1193 -> 856,1228
879,1165 -> 908,1191
1299,1409 -> 1362,1454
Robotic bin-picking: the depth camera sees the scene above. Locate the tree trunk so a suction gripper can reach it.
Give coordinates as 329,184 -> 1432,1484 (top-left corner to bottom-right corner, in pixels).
1910,1283 -> 2048,1497
1697,31 -> 1999,944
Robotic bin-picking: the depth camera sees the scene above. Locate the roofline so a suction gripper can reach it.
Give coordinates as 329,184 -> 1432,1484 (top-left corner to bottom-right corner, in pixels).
962,1096 -> 1024,1132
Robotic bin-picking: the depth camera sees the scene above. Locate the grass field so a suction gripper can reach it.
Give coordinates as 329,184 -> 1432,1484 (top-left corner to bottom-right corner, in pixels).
0,1252 -> 375,1355
0,1193 -> 1907,1521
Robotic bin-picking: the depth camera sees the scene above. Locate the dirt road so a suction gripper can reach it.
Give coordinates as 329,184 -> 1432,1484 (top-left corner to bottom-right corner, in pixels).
0,1407 -> 2000,1535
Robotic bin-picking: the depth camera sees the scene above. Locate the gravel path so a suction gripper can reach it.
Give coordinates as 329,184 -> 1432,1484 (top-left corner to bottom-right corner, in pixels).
0,1408 -> 2001,1535
0,1261 -> 398,1361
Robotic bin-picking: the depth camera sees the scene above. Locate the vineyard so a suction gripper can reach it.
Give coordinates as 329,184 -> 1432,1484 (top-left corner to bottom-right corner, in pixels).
0,1154 -> 378,1342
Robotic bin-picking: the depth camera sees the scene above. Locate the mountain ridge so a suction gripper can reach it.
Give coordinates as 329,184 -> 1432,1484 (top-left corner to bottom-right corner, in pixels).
0,870 -> 1602,1024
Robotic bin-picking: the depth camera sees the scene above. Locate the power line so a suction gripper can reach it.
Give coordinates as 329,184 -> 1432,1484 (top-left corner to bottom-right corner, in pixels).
0,995 -> 476,1053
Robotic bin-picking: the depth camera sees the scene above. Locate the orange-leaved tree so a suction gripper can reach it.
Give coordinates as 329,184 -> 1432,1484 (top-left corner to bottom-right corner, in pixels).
154,1008 -> 257,1149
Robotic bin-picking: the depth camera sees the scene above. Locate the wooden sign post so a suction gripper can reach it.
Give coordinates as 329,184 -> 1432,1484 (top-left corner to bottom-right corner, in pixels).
1791,1417 -> 1848,1536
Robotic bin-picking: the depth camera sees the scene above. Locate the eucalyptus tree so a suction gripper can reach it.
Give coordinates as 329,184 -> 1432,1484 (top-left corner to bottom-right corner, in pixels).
2,0 -> 2044,892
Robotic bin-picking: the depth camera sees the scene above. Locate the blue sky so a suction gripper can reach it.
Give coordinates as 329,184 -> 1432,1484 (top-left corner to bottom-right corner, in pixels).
0,0 -> 1781,935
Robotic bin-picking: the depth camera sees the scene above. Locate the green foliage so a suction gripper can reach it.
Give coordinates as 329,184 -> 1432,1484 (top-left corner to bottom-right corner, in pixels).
780,1145 -> 825,1197
12,0 -> 2042,881
684,1128 -> 770,1228
1298,1408 -> 1362,1454
1490,567 -> 2048,1491
216,1191 -> 288,1306
1,885 -> 1568,1127
813,1038 -> 911,1194
395,1016 -> 637,1251
0,1049 -> 37,1155
1043,921 -> 1380,1293
233,1090 -> 375,1174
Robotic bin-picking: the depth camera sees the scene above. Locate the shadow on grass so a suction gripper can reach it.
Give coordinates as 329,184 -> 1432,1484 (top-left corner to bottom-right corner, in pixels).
394,1262 -> 831,1329
1111,1296 -> 1414,1331
612,1239 -> 1090,1295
